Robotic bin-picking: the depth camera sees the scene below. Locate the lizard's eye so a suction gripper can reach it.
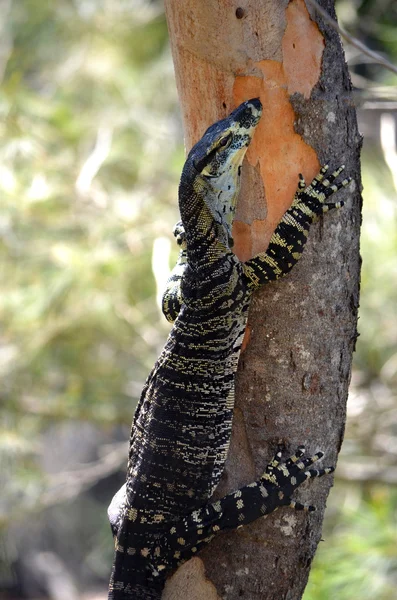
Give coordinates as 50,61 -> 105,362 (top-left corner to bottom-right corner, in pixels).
218,133 -> 232,149
193,133 -> 233,175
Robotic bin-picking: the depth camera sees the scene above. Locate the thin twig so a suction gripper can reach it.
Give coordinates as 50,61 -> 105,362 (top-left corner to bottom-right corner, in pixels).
306,0 -> 397,77
75,125 -> 113,196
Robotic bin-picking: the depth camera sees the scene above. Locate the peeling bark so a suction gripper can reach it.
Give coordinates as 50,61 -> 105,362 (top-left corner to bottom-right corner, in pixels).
164,0 -> 362,598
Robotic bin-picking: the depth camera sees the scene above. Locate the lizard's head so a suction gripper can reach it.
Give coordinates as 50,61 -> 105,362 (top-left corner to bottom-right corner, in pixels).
181,98 -> 262,247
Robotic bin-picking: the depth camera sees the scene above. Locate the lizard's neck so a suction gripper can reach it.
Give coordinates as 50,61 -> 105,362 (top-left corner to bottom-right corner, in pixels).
178,164 -> 236,269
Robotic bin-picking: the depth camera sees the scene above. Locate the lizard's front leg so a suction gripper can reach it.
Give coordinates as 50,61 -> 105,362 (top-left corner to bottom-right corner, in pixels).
161,221 -> 187,323
243,165 -> 352,288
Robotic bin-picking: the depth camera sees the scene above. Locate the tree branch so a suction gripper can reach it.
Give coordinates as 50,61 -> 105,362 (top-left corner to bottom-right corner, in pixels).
306,0 -> 397,76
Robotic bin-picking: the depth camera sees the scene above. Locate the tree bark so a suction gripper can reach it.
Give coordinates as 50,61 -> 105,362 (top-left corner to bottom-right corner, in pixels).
163,1 -> 362,599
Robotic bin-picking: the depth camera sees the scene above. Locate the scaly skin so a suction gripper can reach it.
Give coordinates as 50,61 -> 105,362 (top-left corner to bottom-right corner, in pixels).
108,99 -> 351,599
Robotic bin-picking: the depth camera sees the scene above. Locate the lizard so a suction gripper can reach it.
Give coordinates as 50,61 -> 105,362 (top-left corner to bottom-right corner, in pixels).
108,98 -> 351,600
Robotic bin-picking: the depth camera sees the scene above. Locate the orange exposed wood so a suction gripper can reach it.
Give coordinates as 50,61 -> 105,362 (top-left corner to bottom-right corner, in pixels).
241,324 -> 251,353
283,0 -> 325,98
233,0 -> 324,260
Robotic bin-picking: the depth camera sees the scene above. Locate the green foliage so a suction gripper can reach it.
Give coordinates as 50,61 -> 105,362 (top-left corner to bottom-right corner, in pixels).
305,486 -> 397,600
355,148 -> 397,383
0,0 -> 181,521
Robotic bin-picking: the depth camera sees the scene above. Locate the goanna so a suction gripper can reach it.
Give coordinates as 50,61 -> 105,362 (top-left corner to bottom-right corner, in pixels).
108,98 -> 351,599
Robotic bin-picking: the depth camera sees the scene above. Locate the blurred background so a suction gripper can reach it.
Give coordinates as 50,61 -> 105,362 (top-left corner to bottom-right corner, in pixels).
0,1 -> 396,598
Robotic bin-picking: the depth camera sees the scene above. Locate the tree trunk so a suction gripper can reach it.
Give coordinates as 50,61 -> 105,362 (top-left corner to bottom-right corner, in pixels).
163,1 -> 362,599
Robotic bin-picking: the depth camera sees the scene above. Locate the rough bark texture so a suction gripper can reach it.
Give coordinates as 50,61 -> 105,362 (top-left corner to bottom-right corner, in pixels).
163,1 -> 362,599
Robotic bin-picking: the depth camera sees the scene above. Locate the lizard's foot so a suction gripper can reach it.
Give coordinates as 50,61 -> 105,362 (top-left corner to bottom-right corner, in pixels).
261,445 -> 334,512
293,164 -> 352,216
172,220 -> 186,246
152,446 -> 334,570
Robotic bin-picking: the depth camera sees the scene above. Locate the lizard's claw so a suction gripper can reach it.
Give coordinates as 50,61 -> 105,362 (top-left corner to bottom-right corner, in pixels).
260,446 -> 335,512
287,499 -> 316,512
292,164 -> 352,217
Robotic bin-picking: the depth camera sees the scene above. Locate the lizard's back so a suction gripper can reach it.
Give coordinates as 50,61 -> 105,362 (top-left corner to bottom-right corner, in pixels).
126,252 -> 251,520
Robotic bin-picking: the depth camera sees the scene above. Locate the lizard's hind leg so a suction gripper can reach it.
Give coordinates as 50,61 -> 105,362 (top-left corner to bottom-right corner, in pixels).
155,447 -> 334,571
